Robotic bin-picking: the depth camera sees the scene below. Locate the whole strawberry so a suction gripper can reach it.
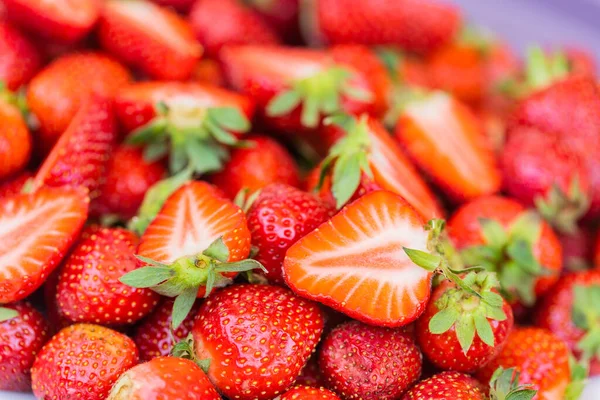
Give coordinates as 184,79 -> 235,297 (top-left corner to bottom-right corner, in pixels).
192,284 -> 324,399
31,323 -> 139,400
0,93 -> 31,180
319,320 -> 422,399
0,22 -> 41,90
55,226 -> 160,326
133,298 -> 201,361
246,183 -> 333,284
280,386 -> 341,400
402,371 -> 485,399
415,274 -> 514,372
107,356 -> 220,400
210,135 -> 301,199
0,302 -> 50,392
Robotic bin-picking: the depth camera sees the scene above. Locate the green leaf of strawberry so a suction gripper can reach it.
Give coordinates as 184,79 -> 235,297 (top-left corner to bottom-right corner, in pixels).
489,367 -> 537,400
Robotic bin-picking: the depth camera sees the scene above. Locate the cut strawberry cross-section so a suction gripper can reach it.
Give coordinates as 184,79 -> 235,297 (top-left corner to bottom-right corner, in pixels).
283,190 -> 433,327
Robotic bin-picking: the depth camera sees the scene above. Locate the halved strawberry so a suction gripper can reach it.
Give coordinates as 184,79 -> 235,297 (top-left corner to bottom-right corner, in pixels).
32,95 -> 117,200
3,0 -> 100,43
283,190 -> 432,327
98,0 -> 202,81
220,45 -> 375,133
394,91 -> 501,202
0,187 -> 89,303
121,181 -> 260,327
116,82 -> 254,176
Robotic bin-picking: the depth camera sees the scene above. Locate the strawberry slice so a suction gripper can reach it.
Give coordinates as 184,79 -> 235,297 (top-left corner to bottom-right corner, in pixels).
283,190 -> 432,327
3,0 -> 100,43
121,181 -> 262,328
32,95 -> 116,200
99,0 -> 202,81
0,187 -> 89,303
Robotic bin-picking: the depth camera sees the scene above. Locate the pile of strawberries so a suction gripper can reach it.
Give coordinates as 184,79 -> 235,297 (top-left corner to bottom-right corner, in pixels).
1,0 -> 600,399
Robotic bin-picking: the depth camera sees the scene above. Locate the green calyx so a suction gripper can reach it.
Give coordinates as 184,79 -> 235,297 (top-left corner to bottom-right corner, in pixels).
456,25 -> 494,57
127,102 -> 251,175
0,81 -> 37,129
265,66 -> 373,129
565,354 -> 590,400
489,367 -> 537,400
128,166 -> 193,236
572,284 -> 600,362
316,114 -> 373,209
170,333 -> 211,372
535,177 -> 589,235
0,307 -> 18,322
233,188 -> 261,213
460,211 -> 548,306
525,46 -> 570,91
120,237 -> 266,329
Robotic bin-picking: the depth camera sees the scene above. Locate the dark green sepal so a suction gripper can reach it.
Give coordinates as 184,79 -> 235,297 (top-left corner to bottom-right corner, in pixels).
535,177 -> 590,235
170,333 -> 211,372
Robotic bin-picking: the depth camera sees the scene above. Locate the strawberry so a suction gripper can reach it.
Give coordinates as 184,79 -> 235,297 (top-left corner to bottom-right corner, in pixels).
0,186 -> 88,303
107,356 -> 220,400
294,355 -> 324,387
319,320 -> 422,399
55,226 -> 160,326
279,386 -> 341,400
565,47 -> 596,76
394,91 -> 501,202
116,81 -> 254,176
31,323 -> 139,400
133,297 -> 201,361
284,190 -> 433,327
447,195 -> 562,306
476,327 -> 571,400
415,275 -> 514,372
27,52 -> 130,152
189,0 -> 280,58
32,95 -> 117,199
501,126 -> 590,234
3,0 -> 100,43
402,371 -> 486,400
191,58 -> 226,87
308,0 -> 461,53
558,226 -> 595,273
210,135 -> 301,199
220,45 -> 376,132
0,93 -> 31,180
192,284 -> 324,399
0,22 -> 41,90
0,302 -> 50,392
534,270 -> 600,375
0,171 -> 32,200
246,183 -> 332,284
151,0 -> 195,12
92,145 -> 166,221
307,114 -> 443,218
247,0 -> 300,43
98,0 -> 202,81
121,181 -> 259,327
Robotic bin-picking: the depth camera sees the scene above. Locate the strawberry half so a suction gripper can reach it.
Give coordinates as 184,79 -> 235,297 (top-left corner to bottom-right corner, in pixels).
99,0 -> 202,81
32,95 -> 117,199
117,81 -> 254,176
0,187 -> 89,303
284,190 -> 433,327
121,181 -> 260,327
220,45 -> 376,132
3,0 -> 100,43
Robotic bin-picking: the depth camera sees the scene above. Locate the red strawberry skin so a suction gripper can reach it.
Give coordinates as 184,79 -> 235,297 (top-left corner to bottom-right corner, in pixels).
416,280 -> 514,373
0,22 -> 41,90
33,95 -> 117,200
559,226 -> 595,272
189,0 -> 280,58
31,323 -> 139,400
92,146 -> 166,220
0,187 -> 89,303
319,320 -> 422,399
27,52 -> 130,151
210,135 -> 300,199
56,226 -> 160,326
98,0 -> 202,81
0,97 -> 31,180
3,0 -> 100,43
0,171 -> 32,200
313,0 -> 461,53
152,0 -> 196,12
280,386 -> 341,400
246,184 -> 333,284
192,284 -> 324,400
133,298 -> 201,361
534,269 -> 600,375
0,302 -> 50,392
107,356 -> 221,400
402,371 -> 486,400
